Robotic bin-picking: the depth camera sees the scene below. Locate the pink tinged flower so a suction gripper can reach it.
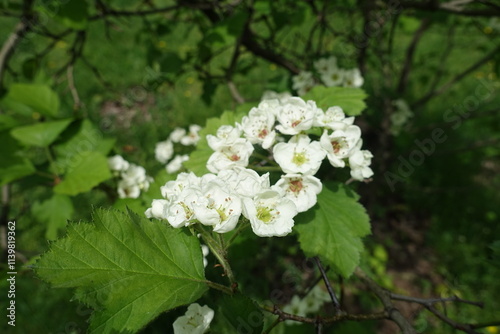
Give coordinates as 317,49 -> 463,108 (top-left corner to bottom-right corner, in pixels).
273,135 -> 326,175
320,126 -> 362,168
207,125 -> 242,151
349,150 -> 374,180
275,97 -> 318,135
173,303 -> 214,334
206,139 -> 254,173
242,188 -> 298,237
240,108 -> 276,149
275,174 -> 322,212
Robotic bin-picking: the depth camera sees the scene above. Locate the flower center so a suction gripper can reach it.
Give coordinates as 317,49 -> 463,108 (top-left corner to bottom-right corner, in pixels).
289,179 -> 303,193
292,151 -> 308,166
229,154 -> 240,161
257,206 -> 274,223
331,140 -> 342,154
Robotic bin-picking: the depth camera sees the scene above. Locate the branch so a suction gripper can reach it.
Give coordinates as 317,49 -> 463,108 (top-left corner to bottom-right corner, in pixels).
314,256 -> 341,313
401,0 -> 500,16
0,21 -> 28,87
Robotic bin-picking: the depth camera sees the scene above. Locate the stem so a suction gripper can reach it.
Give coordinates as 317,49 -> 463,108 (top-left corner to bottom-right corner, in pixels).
44,146 -> 60,178
314,256 -> 341,313
225,220 -> 250,248
205,280 -> 233,295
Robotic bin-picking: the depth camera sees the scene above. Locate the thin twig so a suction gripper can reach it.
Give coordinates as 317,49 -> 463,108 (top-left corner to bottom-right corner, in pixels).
314,256 -> 341,313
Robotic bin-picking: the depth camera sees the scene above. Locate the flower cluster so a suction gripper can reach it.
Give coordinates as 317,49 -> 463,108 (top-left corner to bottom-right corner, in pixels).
292,56 -> 364,96
154,124 -> 201,174
390,99 -> 413,136
108,155 -> 153,198
173,303 -> 214,334
147,95 -> 373,237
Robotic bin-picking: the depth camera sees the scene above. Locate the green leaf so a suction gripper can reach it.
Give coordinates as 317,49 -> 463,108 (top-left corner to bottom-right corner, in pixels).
5,83 -> 60,117
0,114 -> 19,131
35,208 -> 208,334
302,86 -> 368,116
0,131 -> 36,185
45,0 -> 89,30
54,151 -> 111,195
295,182 -> 371,278
10,119 -> 72,147
185,110 -> 245,176
211,294 -> 263,334
32,194 -> 74,240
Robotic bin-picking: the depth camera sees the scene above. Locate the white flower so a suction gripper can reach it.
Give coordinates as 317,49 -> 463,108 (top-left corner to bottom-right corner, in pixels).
320,67 -> 345,87
170,127 -> 187,143
342,68 -> 364,88
313,106 -> 354,130
207,125 -> 242,151
242,187 -> 298,237
193,181 -> 242,233
117,180 -> 141,198
206,139 -> 254,173
320,127 -> 362,168
173,303 -> 214,334
283,295 -> 308,320
160,172 -> 202,200
240,107 -> 276,149
154,139 -> 174,164
218,167 -> 270,198
166,187 -> 205,228
201,244 -> 209,268
275,174 -> 322,212
166,154 -> 189,174
261,90 -> 292,102
180,124 -> 202,146
108,155 -> 129,173
292,71 -> 315,96
314,56 -> 338,74
349,150 -> 374,180
273,135 -> 326,175
122,164 -> 152,190
145,199 -> 169,219
275,97 -> 318,135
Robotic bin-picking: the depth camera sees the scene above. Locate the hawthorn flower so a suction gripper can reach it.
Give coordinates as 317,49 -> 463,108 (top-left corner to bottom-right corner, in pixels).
273,135 -> 326,175
314,56 -> 338,74
313,106 -> 354,130
169,127 -> 187,143
342,68 -> 364,88
206,139 -> 254,173
320,127 -> 362,168
207,125 -> 242,151
173,303 -> 214,334
154,139 -> 174,164
292,71 -> 315,96
275,174 -> 322,212
275,97 -> 318,135
108,155 -> 129,173
180,124 -> 202,146
261,90 -> 292,102
166,154 -> 189,174
349,150 -> 374,180
240,107 -> 276,149
242,187 -> 298,237
218,167 -> 270,199
145,199 -> 169,219
320,67 -> 345,87
166,187 -> 205,228
117,180 -> 141,199
160,172 -> 202,200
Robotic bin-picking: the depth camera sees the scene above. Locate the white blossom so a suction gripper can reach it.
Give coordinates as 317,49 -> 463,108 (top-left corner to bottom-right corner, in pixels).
166,187 -> 205,228
275,97 -> 318,135
313,106 -> 354,130
108,155 -> 129,173
242,187 -> 298,237
201,244 -> 209,268
218,167 -> 270,199
154,139 -> 174,164
145,199 -> 169,219
166,154 -> 189,174
275,174 -> 322,212
240,107 -> 276,149
207,125 -> 242,151
349,150 -> 374,180
273,135 -> 326,175
320,127 -> 362,168
180,124 -> 202,146
160,172 -> 203,200
169,127 -> 187,143
206,139 -> 254,173
117,180 -> 141,199
320,67 -> 345,87
261,90 -> 292,102
292,71 -> 315,96
342,68 -> 364,88
173,303 -> 214,334
314,56 -> 338,74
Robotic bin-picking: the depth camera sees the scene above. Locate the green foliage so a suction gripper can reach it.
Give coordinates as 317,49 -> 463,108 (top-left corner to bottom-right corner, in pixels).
10,119 -> 72,147
302,86 -> 368,116
211,294 -> 263,334
32,194 -> 74,240
295,182 -> 371,278
51,0 -> 89,30
54,151 -> 111,195
3,84 -> 60,117
35,208 -> 208,334
0,131 -> 35,186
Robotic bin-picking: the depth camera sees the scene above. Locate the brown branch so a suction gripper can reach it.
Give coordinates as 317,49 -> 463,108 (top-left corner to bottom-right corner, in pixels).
314,256 -> 341,313
0,21 -> 31,88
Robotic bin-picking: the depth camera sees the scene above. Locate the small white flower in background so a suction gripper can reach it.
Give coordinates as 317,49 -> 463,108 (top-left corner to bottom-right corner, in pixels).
390,99 -> 413,136
275,97 -> 318,135
117,180 -> 141,199
145,199 -> 169,219
313,56 -> 338,74
275,174 -> 322,212
320,126 -> 362,168
313,106 -> 354,130
207,125 -> 242,151
240,107 -> 277,149
113,161 -> 153,199
218,167 -> 270,199
242,187 -> 298,237
108,155 -> 129,173
320,67 -> 345,87
349,150 -> 374,181
154,139 -> 174,164
273,135 -> 326,175
283,295 -> 308,320
292,71 -> 315,96
261,90 -> 292,102
201,244 -> 209,268
180,124 -> 202,146
166,154 -> 189,174
283,285 -> 330,326
121,164 -> 152,190
342,68 -> 364,88
206,139 -> 254,173
169,127 -> 187,143
173,303 -> 214,334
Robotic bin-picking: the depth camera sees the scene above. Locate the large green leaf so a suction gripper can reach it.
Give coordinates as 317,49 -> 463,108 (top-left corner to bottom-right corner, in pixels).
5,83 -> 60,117
211,294 -> 263,334
35,208 -> 208,334
185,110 -> 245,176
295,182 -> 371,278
53,0 -> 89,30
54,151 -> 111,195
302,86 -> 368,116
0,131 -> 36,185
10,119 -> 72,147
32,194 -> 74,240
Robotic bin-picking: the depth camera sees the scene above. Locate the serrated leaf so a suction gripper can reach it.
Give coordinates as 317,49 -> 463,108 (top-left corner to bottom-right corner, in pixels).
212,294 -> 263,334
10,119 -> 72,147
0,131 -> 36,185
32,194 -> 74,240
302,86 -> 367,116
185,110 -> 245,176
5,83 -> 60,117
35,208 -> 208,334
295,182 -> 371,278
54,151 -> 111,195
